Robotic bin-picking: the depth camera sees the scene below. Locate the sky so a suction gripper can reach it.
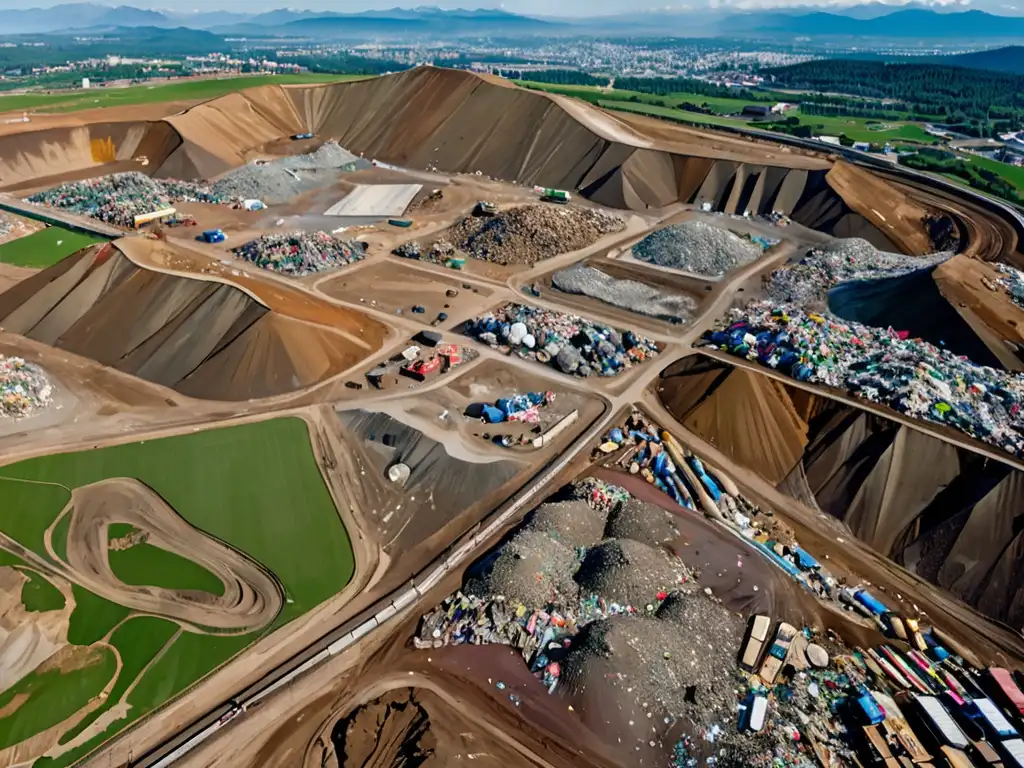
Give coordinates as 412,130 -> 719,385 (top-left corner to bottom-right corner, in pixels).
0,0 -> 1012,15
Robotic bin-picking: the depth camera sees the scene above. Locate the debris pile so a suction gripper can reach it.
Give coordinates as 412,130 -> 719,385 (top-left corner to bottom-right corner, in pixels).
210,140 -> 363,203
436,205 -> 624,266
575,538 -> 694,608
473,391 -> 555,425
465,303 -> 659,378
551,264 -> 696,324
700,300 -> 1024,457
570,477 -> 630,516
230,231 -> 366,276
523,500 -> 609,551
604,498 -> 680,548
767,238 -> 951,305
996,262 -> 1024,310
1,356 -> 53,417
0,214 -> 11,238
633,220 -> 766,277
467,529 -> 582,610
28,173 -> 238,228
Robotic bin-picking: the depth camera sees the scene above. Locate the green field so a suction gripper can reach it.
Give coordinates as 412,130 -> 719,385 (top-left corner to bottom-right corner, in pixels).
963,154 -> 1024,196
0,73 -> 364,115
598,99 -> 752,129
0,227 -> 106,268
21,570 -> 65,613
0,417 -> 354,766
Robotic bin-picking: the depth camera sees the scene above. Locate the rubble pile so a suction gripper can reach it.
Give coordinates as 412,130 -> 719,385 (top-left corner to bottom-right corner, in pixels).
570,477 -> 630,516
438,205 -> 624,266
996,262 -> 1024,310
575,538 -> 694,608
230,231 -> 366,276
604,498 -> 680,548
27,172 -> 238,228
467,529 -> 582,610
211,140 -> 363,203
633,220 -> 765,278
767,238 -> 951,305
465,303 -> 659,378
0,214 -> 11,238
700,300 -> 1024,457
523,500 -> 608,551
1,356 -> 53,417
551,264 -> 697,324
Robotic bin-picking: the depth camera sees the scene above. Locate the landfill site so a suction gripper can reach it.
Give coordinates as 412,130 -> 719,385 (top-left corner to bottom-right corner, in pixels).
0,64 -> 1023,768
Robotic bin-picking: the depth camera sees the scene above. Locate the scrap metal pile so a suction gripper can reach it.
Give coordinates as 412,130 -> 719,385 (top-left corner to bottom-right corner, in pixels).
230,231 -> 366,276
551,264 -> 697,324
700,300 -> 1024,457
1,356 -> 53,417
767,238 -> 951,305
27,172 -> 239,228
633,220 -> 772,278
465,303 -> 659,377
437,204 -> 624,266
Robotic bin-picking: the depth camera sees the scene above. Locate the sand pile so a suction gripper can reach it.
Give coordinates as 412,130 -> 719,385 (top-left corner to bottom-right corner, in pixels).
552,264 -> 696,324
468,529 -> 581,609
603,498 -> 680,548
633,220 -> 760,278
438,205 -> 624,266
231,231 -> 367,277
0,356 -> 52,417
522,500 -> 608,551
575,538 -> 691,607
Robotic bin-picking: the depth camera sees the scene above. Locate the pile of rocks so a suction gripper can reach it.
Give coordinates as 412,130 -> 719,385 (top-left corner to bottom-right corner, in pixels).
633,220 -> 764,278
28,172 -> 238,228
231,231 -> 366,276
1,357 -> 53,418
465,303 -> 659,378
552,264 -> 696,324
438,205 -> 624,266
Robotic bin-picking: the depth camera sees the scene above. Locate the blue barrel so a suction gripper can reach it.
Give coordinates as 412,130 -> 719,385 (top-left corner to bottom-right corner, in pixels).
855,589 -> 889,616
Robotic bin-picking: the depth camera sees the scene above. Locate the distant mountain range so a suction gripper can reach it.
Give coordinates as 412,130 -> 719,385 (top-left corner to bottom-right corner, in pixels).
940,45 -> 1024,74
3,3 -> 1024,42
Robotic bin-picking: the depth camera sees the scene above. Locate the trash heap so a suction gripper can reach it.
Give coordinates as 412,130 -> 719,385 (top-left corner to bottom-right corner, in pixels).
996,262 -> 1024,310
231,231 -> 366,276
210,140 -> 363,204
476,391 -> 555,425
0,356 -> 53,418
575,538 -> 693,608
767,238 -> 951,305
27,172 -> 239,228
700,300 -> 1024,457
434,205 -> 624,266
0,213 -> 11,238
551,264 -> 697,324
465,303 -> 659,378
632,220 -> 763,278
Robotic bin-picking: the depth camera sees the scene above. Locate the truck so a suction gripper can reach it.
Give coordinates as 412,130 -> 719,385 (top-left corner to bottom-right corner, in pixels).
474,201 -> 498,216
291,132 -> 313,140
196,229 -> 226,244
534,186 -> 571,204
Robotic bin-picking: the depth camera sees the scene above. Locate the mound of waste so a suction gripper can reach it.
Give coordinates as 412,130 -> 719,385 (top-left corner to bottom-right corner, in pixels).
441,205 -> 624,266
231,231 -> 366,277
552,264 -> 696,324
996,263 -> 1024,311
0,356 -> 52,418
27,172 -> 239,228
522,500 -> 609,551
468,529 -> 581,609
768,238 -> 951,305
575,538 -> 692,608
603,498 -> 680,548
633,220 -> 767,278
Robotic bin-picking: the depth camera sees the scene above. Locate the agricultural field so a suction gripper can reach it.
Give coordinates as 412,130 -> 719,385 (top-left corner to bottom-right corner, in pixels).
0,417 -> 353,767
0,73 -> 363,115
963,153 -> 1024,196
597,99 -> 753,129
0,227 -> 106,268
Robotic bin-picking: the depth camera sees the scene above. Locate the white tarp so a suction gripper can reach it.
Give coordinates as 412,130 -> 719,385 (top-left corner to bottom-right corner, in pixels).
324,184 -> 422,217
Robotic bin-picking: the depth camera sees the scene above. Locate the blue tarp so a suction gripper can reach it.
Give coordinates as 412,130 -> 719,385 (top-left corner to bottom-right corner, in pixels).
793,547 -> 820,571
482,405 -> 505,424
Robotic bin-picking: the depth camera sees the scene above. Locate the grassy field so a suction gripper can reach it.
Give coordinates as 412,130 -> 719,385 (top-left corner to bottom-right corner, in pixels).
963,153 -> 1024,196
793,114 -> 936,144
0,73 -> 364,115
598,100 -> 752,129
0,417 -> 354,766
0,227 -> 105,268
21,570 -> 65,613
108,543 -> 224,596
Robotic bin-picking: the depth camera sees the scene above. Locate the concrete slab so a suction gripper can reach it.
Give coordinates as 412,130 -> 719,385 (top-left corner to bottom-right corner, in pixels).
324,184 -> 423,217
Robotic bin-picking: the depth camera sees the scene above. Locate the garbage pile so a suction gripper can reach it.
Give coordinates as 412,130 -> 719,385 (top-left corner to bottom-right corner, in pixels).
468,528 -> 582,609
1,356 -> 53,418
633,220 -> 764,278
474,391 -> 555,425
551,264 -> 696,324
0,213 -> 10,238
435,205 -> 624,266
27,173 -> 239,228
575,538 -> 694,608
210,140 -> 363,204
231,231 -> 366,276
996,262 -> 1024,311
604,497 -> 680,547
700,300 -> 1024,457
767,238 -> 951,305
465,303 -> 659,378
523,500 -> 608,550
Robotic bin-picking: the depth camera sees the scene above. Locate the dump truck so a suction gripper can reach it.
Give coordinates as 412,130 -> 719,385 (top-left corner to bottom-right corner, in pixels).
535,187 -> 571,204
474,201 -> 498,216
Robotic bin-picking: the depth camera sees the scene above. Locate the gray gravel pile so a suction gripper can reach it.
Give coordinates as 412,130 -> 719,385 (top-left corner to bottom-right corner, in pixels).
575,538 -> 690,607
469,529 -> 581,609
551,264 -> 696,324
767,237 -> 951,305
523,500 -> 608,551
211,140 -> 364,204
0,214 -> 10,237
633,220 -> 760,278
436,205 -> 624,266
603,499 -> 680,548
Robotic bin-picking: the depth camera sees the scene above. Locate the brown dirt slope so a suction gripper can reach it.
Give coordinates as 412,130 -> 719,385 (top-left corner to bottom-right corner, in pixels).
0,242 -> 367,400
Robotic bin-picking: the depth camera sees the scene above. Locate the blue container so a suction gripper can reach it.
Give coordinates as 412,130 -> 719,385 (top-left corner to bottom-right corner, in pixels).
854,589 -> 889,616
